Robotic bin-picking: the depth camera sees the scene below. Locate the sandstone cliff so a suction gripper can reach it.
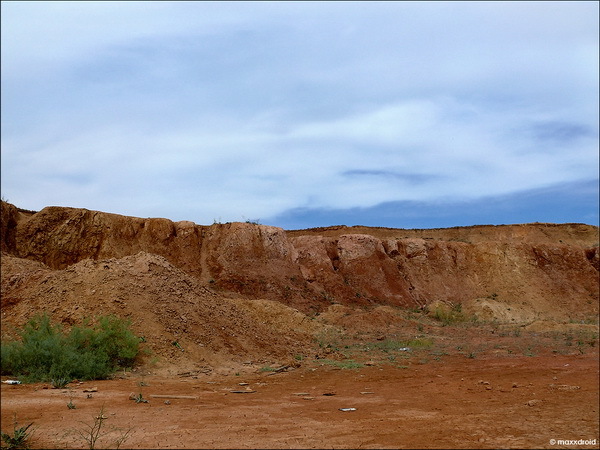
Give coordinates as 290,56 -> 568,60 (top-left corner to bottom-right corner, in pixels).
1,200 -> 598,324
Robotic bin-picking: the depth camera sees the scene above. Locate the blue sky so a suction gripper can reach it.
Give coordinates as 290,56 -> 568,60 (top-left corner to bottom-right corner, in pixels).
1,1 -> 598,229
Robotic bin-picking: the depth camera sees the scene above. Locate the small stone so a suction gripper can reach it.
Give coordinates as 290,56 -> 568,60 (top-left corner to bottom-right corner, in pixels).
526,399 -> 540,407
164,400 -> 171,405
512,383 -> 518,388
485,385 -> 492,390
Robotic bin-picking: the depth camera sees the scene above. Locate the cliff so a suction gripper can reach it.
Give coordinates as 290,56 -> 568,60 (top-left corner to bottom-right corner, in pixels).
2,200 -> 598,323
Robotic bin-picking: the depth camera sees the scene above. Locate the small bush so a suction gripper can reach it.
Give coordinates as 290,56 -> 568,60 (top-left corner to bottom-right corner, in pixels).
430,302 -> 466,326
1,414 -> 35,450
317,358 -> 364,369
51,377 -> 71,389
314,328 -> 343,351
72,406 -> 133,450
1,313 -> 140,383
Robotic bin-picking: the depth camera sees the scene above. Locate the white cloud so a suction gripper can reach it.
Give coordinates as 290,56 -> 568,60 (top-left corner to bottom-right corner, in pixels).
1,1 -> 598,225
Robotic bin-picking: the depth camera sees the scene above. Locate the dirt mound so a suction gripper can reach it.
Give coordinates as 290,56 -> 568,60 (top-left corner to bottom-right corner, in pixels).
0,251 -> 329,375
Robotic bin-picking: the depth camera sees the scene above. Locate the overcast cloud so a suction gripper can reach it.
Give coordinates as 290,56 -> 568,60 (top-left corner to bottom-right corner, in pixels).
1,1 -> 598,228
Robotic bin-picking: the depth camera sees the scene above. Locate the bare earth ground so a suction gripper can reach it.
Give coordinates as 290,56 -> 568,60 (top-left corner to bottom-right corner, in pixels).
2,325 -> 598,450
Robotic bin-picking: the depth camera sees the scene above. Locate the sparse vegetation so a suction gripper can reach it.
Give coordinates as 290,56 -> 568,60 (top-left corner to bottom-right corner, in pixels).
67,397 -> 77,410
72,406 -> 133,450
429,302 -> 468,326
132,392 -> 148,404
314,328 -> 343,351
372,337 -> 433,351
1,313 -> 140,383
130,381 -> 149,403
1,414 -> 35,450
320,291 -> 336,303
316,358 -> 364,369
171,341 -> 184,352
51,377 -> 71,389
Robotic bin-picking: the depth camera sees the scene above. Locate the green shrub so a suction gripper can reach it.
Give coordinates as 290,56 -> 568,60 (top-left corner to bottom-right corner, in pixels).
1,414 -> 35,450
51,377 -> 71,389
431,303 -> 466,326
317,358 -> 364,369
1,313 -> 140,383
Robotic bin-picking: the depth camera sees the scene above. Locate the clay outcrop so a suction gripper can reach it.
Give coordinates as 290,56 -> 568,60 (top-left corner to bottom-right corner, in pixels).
1,200 -> 598,323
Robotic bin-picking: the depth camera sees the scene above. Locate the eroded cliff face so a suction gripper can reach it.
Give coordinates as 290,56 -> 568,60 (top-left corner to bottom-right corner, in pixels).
1,201 -> 598,322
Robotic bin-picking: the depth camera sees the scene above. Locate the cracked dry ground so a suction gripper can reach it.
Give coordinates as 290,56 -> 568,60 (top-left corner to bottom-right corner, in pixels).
2,325 -> 598,450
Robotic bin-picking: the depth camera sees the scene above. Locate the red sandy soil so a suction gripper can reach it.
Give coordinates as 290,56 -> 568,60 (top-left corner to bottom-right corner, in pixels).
2,350 -> 598,449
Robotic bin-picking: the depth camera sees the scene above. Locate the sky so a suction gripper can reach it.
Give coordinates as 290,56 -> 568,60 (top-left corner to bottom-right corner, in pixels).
1,1 -> 598,230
